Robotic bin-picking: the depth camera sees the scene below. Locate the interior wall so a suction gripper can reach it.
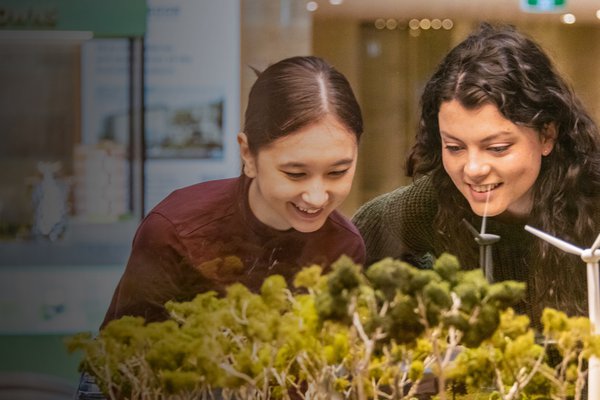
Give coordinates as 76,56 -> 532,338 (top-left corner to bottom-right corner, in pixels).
313,17 -> 600,216
240,0 -> 312,136
520,23 -> 600,122
312,18 -> 362,217
314,17 -> 454,212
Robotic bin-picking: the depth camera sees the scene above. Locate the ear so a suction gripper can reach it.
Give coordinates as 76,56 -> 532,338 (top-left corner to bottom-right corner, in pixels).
238,132 -> 257,178
541,122 -> 557,156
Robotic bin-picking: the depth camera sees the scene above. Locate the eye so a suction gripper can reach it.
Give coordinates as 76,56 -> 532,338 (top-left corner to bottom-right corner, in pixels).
328,169 -> 349,177
283,171 -> 305,179
444,145 -> 463,153
488,145 -> 510,153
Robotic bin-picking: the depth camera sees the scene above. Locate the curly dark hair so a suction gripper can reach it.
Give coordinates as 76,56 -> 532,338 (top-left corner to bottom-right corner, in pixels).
406,23 -> 600,317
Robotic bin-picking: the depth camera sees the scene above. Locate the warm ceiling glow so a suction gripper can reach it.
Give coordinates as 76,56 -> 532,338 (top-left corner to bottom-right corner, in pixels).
374,18 -> 386,29
419,19 -> 431,30
561,13 -> 576,24
408,18 -> 453,31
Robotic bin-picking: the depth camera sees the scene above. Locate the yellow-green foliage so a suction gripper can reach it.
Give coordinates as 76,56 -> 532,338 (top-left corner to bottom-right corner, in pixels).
67,254 -> 600,400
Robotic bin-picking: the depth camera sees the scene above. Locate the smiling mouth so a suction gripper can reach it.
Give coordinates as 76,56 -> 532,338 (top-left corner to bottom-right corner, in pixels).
293,203 -> 323,215
470,183 -> 502,193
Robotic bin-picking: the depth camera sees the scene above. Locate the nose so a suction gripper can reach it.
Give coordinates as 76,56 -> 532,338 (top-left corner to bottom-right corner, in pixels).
301,179 -> 329,207
464,151 -> 491,179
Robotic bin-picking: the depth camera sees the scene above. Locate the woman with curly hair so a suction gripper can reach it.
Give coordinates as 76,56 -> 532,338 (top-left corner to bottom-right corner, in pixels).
353,23 -> 600,326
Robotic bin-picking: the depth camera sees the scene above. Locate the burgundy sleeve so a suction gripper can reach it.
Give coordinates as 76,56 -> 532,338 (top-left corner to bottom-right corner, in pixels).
100,212 -> 189,328
352,236 -> 367,266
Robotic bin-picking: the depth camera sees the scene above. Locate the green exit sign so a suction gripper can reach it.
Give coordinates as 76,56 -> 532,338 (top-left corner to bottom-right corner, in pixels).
521,0 -> 566,12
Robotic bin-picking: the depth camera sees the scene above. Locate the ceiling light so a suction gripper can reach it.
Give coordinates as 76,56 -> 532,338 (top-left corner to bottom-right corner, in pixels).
419,19 -> 431,30
442,19 -> 453,30
329,0 -> 343,4
561,13 -> 576,24
306,1 -> 318,12
408,19 -> 420,30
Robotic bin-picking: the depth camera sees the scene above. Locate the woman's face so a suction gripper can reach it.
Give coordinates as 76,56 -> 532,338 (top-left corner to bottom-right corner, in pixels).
439,100 -> 555,220
239,114 -> 358,232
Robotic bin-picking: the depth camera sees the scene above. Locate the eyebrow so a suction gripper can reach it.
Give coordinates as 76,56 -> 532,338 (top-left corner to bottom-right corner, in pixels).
279,158 -> 355,168
440,130 -> 515,143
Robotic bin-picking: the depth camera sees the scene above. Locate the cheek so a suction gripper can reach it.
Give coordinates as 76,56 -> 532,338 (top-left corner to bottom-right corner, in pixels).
255,172 -> 291,200
266,184 -> 295,200
441,155 -> 460,180
506,152 -> 541,178
515,162 -> 542,191
331,175 -> 355,199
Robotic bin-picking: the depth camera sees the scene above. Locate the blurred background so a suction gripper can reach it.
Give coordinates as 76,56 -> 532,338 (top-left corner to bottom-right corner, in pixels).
1,0 -> 600,396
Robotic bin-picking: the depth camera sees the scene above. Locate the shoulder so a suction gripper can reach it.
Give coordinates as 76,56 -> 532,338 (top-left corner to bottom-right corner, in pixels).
321,210 -> 366,264
149,177 -> 241,235
351,176 -> 437,265
388,175 -> 436,203
393,175 -> 438,220
354,175 -> 437,225
327,210 -> 364,240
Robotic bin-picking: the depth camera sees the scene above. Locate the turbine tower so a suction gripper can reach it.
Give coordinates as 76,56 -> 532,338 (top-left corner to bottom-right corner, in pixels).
525,224 -> 600,400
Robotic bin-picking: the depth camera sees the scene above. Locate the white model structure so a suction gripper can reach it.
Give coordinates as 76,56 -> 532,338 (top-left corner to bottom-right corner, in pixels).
524,224 -> 600,400
462,218 -> 499,283
463,188 -> 500,283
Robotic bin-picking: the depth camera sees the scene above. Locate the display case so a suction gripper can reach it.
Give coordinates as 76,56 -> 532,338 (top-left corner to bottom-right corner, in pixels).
0,2 -> 241,388
0,0 -> 146,385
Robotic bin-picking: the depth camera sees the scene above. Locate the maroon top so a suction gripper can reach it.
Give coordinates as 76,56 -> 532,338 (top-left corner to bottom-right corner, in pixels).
101,175 -> 365,327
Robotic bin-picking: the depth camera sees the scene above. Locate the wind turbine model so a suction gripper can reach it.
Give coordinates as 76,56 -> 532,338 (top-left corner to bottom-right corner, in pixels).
524,224 -> 600,400
463,187 -> 500,283
462,218 -> 500,283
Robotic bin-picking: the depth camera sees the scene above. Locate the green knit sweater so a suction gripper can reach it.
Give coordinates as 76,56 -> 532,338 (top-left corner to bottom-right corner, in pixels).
353,174 -> 599,398
351,175 -> 586,326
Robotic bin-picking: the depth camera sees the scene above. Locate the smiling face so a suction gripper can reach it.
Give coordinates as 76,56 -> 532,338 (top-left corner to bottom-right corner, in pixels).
439,100 -> 555,220
239,114 -> 358,232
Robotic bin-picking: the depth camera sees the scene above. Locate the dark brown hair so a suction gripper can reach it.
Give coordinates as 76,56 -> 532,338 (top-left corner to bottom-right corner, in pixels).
243,56 -> 363,153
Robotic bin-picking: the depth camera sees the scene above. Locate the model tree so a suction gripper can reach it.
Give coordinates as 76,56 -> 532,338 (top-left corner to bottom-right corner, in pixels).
67,254 -> 600,399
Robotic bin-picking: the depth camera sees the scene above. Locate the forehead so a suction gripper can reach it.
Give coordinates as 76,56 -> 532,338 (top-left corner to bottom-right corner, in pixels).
263,116 -> 357,154
438,100 -> 543,146
439,101 -> 517,133
258,119 -> 358,166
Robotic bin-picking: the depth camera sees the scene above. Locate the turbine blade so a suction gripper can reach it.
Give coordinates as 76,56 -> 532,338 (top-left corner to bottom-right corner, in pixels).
462,218 -> 481,238
591,233 -> 600,253
524,225 -> 583,256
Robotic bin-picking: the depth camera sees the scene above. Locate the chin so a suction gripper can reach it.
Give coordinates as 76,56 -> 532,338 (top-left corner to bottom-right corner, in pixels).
469,205 -> 502,218
292,221 -> 326,233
